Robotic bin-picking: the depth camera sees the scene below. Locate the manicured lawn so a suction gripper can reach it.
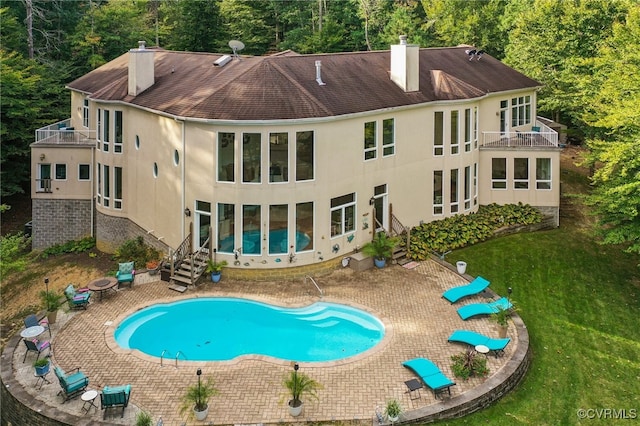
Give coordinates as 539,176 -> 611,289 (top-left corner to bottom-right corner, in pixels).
440,225 -> 640,425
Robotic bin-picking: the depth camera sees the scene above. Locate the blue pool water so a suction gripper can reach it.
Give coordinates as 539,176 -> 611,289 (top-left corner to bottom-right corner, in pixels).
114,298 -> 385,362
220,230 -> 311,254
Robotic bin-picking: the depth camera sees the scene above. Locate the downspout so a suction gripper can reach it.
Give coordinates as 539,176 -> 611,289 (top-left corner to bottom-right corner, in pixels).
91,145 -> 95,238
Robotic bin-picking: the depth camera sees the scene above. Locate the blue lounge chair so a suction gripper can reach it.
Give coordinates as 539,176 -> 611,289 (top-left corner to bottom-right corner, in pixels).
442,276 -> 490,303
64,284 -> 91,310
447,330 -> 511,357
457,297 -> 512,320
101,384 -> 132,419
54,366 -> 89,402
402,357 -> 456,398
116,262 -> 135,288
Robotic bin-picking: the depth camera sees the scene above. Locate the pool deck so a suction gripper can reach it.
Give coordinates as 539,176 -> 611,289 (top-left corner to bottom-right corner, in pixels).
4,259 -> 524,425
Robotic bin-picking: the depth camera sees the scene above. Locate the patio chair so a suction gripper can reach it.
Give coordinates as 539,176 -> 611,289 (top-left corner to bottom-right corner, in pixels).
442,276 -> 490,303
54,366 -> 89,402
457,297 -> 513,320
64,284 -> 91,310
100,384 -> 132,419
402,357 -> 456,398
447,330 -> 511,357
22,338 -> 50,363
24,313 -> 51,337
116,262 -> 135,288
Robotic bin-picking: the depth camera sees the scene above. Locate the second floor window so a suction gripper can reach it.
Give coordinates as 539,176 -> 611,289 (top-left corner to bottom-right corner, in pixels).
382,118 -> 395,156
511,95 -> 531,127
83,99 -> 89,128
450,110 -> 459,155
114,111 -> 123,153
55,164 -> 67,180
103,110 -> 110,151
434,111 -> 443,156
364,121 -> 376,160
218,132 -> 235,182
296,131 -> 314,181
242,133 -> 261,183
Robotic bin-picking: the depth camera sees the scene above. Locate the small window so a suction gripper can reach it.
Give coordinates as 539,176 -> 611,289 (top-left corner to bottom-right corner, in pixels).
135,135 -> 140,149
78,164 -> 91,180
330,193 -> 356,237
364,121 -> 377,160
174,150 -> 179,166
83,99 -> 89,128
536,158 -> 551,189
450,110 -> 459,155
382,118 -> 395,156
55,164 -> 67,180
114,111 -> 123,153
433,170 -> 443,215
492,158 -> 507,189
153,162 -> 158,178
514,158 -> 529,189
434,112 -> 443,156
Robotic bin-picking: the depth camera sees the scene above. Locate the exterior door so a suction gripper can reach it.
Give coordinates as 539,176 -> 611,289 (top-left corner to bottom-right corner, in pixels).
37,164 -> 51,192
373,184 -> 388,232
500,100 -> 509,134
194,201 -> 211,251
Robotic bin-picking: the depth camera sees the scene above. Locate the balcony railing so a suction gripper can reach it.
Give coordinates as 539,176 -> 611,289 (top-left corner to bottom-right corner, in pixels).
34,119 -> 95,145
35,179 -> 52,193
482,120 -> 558,148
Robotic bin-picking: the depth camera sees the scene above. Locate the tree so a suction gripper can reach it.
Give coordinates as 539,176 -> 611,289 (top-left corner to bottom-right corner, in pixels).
160,0 -> 226,53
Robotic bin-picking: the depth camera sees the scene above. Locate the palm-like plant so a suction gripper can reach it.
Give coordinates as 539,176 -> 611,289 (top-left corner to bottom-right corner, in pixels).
361,232 -> 399,261
284,366 -> 322,408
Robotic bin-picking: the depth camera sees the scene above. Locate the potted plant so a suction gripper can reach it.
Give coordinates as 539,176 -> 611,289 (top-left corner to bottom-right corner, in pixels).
33,358 -> 50,376
384,398 -> 402,422
180,369 -> 218,421
145,259 -> 161,275
361,231 -> 400,268
39,289 -> 61,324
490,304 -> 516,338
135,410 -> 153,426
206,259 -> 228,283
283,363 -> 322,417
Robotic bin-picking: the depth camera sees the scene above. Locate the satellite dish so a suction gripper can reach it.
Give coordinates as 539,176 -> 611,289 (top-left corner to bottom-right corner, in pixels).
228,40 -> 245,58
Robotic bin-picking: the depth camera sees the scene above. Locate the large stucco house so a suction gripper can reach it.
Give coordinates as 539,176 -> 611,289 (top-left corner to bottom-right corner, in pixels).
31,37 -> 560,279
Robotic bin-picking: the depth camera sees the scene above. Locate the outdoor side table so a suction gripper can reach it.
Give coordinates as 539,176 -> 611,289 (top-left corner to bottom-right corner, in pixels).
34,369 -> 51,389
80,389 -> 98,414
404,378 -> 423,400
20,325 -> 45,339
475,344 -> 490,358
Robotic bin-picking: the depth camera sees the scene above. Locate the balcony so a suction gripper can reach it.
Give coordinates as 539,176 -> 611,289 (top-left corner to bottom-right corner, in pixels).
34,119 -> 95,146
482,120 -> 558,148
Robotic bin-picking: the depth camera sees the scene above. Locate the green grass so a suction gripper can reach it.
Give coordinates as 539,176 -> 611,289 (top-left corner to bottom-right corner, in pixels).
439,226 -> 640,425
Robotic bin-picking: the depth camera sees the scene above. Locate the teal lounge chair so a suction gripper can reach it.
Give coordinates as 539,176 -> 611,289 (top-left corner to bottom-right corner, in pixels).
54,366 -> 89,402
447,330 -> 511,357
101,384 -> 132,419
116,262 -> 135,288
402,357 -> 456,398
64,284 -> 91,310
442,276 -> 490,303
457,297 -> 512,320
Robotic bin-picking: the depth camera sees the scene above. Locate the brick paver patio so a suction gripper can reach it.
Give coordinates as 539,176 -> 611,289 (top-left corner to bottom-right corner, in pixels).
8,259 -> 519,425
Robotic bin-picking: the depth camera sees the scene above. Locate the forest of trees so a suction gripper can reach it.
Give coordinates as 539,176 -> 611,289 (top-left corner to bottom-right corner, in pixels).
1,0 -> 639,254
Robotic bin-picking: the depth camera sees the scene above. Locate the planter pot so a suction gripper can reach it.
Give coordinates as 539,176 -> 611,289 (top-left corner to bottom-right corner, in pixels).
46,310 -> 58,325
288,399 -> 303,417
388,415 -> 399,423
456,261 -> 467,275
34,361 -> 50,376
374,258 -> 386,269
496,325 -> 508,339
211,272 -> 221,283
193,405 -> 208,421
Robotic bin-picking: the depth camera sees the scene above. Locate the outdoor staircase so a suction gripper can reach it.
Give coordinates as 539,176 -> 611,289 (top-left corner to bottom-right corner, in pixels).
170,250 -> 208,288
392,246 -> 411,266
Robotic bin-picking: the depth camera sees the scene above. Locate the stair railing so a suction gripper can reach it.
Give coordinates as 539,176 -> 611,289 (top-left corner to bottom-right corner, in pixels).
170,232 -> 192,277
189,235 -> 210,285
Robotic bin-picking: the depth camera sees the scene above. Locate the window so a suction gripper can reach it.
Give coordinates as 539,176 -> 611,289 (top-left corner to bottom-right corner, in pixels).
135,135 -> 140,150
433,170 -> 443,215
464,108 -> 472,152
434,112 -> 443,156
464,166 -> 471,210
96,162 -> 101,204
296,131 -> 314,181
218,132 -> 235,182
382,118 -> 395,156
242,205 -> 260,255
242,133 -> 261,183
473,107 -> 478,149
372,184 -> 387,231
114,167 -> 123,209
173,150 -> 179,166
83,99 -> 89,128
114,111 -> 123,153
55,164 -> 67,180
536,158 -> 551,189
450,110 -> 459,155
96,108 -> 102,146
330,193 -> 355,237
269,204 -> 288,255
153,162 -> 158,178
492,158 -> 507,189
500,100 -> 508,134
511,96 -> 531,127
218,203 -> 235,253
103,165 -> 110,207
103,110 -> 110,151
37,164 -> 51,193
450,168 -> 459,213
364,121 -> 377,160
269,132 -> 288,183
473,163 -> 478,205
296,202 -> 314,252
196,201 -> 212,249
78,164 -> 91,181
514,158 -> 529,189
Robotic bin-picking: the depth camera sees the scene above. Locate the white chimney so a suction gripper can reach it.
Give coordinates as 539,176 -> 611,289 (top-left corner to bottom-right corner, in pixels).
315,60 -> 326,86
128,41 -> 155,96
390,35 -> 419,92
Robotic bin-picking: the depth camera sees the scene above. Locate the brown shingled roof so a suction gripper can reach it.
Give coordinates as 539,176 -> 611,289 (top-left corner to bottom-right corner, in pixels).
67,47 -> 540,121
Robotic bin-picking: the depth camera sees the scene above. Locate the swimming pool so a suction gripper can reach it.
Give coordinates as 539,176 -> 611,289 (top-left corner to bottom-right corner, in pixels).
114,298 -> 385,362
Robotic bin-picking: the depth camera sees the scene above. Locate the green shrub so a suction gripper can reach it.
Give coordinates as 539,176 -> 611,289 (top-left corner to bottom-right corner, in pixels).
0,232 -> 31,279
406,203 -> 542,260
41,236 -> 95,258
451,350 -> 489,380
115,236 -> 160,266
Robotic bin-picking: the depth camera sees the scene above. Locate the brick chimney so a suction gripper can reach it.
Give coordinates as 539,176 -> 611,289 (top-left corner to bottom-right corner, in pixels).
390,35 -> 419,92
128,41 -> 155,96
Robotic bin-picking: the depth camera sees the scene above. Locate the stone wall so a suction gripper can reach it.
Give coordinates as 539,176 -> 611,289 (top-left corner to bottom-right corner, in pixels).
31,199 -> 93,250
95,211 -> 169,255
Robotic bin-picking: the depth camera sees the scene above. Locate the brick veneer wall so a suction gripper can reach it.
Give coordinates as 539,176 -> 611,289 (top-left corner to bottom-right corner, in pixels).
95,211 -> 169,254
31,199 -> 93,250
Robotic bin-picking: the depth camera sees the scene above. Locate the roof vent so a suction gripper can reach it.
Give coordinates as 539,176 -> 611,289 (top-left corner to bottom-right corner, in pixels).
138,40 -> 146,50
214,55 -> 232,67
399,35 -> 407,45
315,60 -> 326,86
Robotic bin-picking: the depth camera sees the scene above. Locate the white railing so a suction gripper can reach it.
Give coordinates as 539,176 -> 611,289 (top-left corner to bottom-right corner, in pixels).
482,129 -> 558,147
35,119 -> 95,145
